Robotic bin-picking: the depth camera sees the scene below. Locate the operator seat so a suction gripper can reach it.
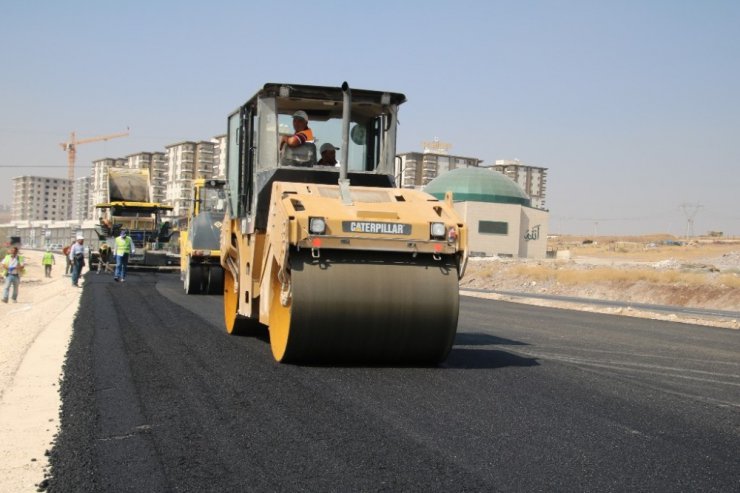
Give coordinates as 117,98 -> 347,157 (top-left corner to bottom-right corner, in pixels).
281,142 -> 317,167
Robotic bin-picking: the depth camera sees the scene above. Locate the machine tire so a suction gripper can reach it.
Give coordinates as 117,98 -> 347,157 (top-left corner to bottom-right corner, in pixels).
207,266 -> 224,295
184,263 -> 203,295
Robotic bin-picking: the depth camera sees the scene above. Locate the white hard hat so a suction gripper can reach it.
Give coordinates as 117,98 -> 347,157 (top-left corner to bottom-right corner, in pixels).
292,110 -> 308,121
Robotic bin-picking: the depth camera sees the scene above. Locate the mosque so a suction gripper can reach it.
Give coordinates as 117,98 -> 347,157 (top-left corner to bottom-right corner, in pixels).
424,167 -> 549,258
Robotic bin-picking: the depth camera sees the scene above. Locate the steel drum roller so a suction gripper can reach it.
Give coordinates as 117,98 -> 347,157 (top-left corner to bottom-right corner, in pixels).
270,250 -> 460,364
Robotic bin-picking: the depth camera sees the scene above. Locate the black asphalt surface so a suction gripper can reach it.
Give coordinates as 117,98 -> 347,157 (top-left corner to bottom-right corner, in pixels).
46,271 -> 740,492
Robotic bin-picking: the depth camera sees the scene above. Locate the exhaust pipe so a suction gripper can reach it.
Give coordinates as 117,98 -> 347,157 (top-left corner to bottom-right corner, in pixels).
339,82 -> 352,205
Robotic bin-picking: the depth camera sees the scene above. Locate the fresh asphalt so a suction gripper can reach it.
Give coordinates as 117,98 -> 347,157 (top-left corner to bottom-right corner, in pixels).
46,271 -> 740,492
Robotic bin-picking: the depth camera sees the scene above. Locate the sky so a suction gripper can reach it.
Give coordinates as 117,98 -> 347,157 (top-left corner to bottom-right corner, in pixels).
1,0 -> 738,236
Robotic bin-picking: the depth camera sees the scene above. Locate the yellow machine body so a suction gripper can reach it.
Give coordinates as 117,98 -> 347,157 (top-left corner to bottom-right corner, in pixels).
179,178 -> 227,294
220,83 -> 467,364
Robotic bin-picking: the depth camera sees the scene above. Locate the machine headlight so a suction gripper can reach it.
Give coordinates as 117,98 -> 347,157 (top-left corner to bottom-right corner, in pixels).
309,217 -> 326,235
430,222 -> 446,239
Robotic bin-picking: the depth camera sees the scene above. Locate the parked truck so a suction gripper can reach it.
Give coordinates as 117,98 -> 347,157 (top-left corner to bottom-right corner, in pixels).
220,82 -> 468,364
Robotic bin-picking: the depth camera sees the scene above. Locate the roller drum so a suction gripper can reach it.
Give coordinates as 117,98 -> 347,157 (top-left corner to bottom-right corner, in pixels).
273,250 -> 460,364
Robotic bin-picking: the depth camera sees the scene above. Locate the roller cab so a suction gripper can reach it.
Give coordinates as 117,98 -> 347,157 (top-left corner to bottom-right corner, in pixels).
221,83 -> 468,364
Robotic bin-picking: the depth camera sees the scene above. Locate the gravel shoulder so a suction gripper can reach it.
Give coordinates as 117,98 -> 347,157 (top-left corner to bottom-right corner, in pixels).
461,242 -> 740,330
0,251 -> 80,492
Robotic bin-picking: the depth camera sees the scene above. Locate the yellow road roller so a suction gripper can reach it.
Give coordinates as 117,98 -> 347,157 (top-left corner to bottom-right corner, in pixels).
220,82 -> 468,364
180,178 -> 227,294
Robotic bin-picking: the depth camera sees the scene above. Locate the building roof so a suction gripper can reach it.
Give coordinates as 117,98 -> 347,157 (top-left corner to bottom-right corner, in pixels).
424,167 -> 531,206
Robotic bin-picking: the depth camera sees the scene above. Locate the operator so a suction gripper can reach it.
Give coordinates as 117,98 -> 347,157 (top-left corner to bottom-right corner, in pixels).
113,230 -> 135,283
317,143 -> 339,166
279,110 -> 314,149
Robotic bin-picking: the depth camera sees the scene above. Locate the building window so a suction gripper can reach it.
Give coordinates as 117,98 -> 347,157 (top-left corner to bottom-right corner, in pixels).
479,221 -> 508,235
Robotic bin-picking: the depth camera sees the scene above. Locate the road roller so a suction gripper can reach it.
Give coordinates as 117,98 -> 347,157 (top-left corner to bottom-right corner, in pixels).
180,178 -> 227,294
220,82 -> 468,364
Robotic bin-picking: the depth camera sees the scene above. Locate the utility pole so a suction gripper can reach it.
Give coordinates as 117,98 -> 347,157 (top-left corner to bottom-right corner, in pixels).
679,203 -> 702,239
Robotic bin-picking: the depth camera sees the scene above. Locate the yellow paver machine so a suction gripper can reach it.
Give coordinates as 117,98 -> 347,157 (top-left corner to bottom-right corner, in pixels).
92,168 -> 178,271
221,82 -> 468,364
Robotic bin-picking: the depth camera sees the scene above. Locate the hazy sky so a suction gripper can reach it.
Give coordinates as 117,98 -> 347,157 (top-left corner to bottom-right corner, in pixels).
1,0 -> 738,236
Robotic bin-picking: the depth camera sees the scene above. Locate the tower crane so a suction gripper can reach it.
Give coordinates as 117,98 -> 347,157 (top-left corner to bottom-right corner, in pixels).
59,128 -> 130,180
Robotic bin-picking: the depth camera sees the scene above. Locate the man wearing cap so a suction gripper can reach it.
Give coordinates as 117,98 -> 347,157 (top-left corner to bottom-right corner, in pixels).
280,110 -> 314,149
317,143 -> 339,166
2,245 -> 25,303
114,230 -> 135,282
69,234 -> 86,287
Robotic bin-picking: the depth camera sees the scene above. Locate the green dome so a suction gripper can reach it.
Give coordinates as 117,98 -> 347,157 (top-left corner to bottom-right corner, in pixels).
424,167 -> 531,206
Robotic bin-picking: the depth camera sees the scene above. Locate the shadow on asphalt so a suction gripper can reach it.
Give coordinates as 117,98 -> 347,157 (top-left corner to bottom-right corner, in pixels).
444,348 -> 539,369
454,332 -> 529,346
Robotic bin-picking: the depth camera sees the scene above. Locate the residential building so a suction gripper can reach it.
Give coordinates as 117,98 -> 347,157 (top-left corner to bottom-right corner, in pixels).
126,152 -> 167,204
71,176 -> 92,222
11,176 -> 73,222
488,159 -> 548,210
396,143 -> 481,189
165,141 -> 216,216
91,158 -> 126,214
212,134 -> 227,178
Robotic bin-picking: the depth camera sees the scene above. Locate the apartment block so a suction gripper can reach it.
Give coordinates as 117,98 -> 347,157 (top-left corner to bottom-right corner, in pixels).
126,152 -> 167,204
72,176 -> 92,222
165,141 -> 216,216
488,159 -> 548,210
12,176 -> 73,221
151,152 -> 167,203
212,134 -> 227,178
396,151 -> 481,189
91,158 -> 127,213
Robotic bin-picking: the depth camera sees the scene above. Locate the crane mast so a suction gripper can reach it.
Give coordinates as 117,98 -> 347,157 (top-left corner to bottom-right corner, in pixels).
59,129 -> 130,180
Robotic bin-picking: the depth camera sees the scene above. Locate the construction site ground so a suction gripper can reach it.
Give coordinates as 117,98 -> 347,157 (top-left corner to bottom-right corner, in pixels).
461,235 -> 740,330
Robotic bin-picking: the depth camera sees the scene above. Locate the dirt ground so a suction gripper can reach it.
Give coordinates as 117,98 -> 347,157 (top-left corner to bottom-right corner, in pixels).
0,250 -> 79,492
461,237 -> 740,329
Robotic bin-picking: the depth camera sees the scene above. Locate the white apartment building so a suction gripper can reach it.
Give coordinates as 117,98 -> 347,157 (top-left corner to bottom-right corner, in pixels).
488,159 -> 548,210
165,141 -> 216,216
212,134 -> 227,178
397,152 -> 481,189
12,176 -> 73,221
71,176 -> 92,222
126,152 -> 167,204
91,158 -> 127,213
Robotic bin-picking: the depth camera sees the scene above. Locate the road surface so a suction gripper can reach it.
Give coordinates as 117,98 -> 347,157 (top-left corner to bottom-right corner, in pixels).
47,271 -> 740,492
